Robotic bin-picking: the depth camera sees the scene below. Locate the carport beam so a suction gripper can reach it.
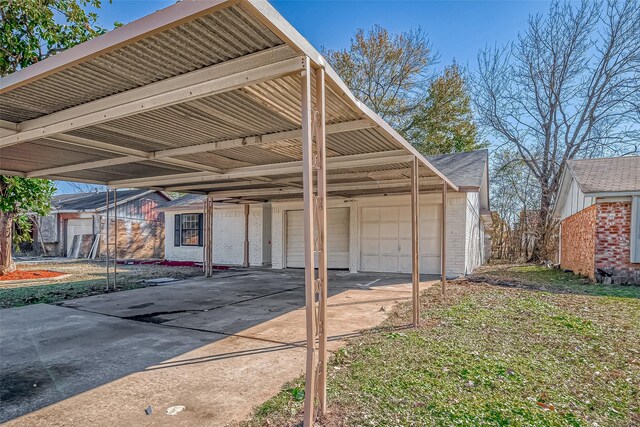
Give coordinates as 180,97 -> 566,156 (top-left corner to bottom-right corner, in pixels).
411,157 -> 420,327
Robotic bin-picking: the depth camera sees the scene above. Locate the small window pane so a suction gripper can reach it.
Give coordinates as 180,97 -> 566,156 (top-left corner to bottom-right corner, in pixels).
181,213 -> 201,246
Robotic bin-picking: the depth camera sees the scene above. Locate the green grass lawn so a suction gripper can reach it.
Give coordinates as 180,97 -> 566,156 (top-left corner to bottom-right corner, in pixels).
0,261 -> 203,308
244,266 -> 640,427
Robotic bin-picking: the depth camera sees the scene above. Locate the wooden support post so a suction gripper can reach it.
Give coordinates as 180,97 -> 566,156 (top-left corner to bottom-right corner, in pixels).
441,181 -> 447,297
301,56 -> 318,427
105,190 -> 110,290
203,198 -> 209,276
113,189 -> 117,289
243,204 -> 250,268
411,157 -> 420,327
315,66 -> 328,415
204,198 -> 214,277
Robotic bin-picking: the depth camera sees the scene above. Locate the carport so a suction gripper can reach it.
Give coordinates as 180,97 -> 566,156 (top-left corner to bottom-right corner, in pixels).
0,1 -> 457,424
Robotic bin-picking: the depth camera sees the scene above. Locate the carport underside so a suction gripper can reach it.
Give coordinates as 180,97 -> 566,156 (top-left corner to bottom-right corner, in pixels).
0,1 -> 457,424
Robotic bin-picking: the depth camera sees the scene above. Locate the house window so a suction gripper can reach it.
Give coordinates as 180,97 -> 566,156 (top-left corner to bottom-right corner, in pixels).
632,197 -> 640,263
174,213 -> 203,247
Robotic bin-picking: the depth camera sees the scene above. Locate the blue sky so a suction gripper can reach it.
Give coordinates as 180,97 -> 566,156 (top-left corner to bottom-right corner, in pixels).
56,0 -> 551,194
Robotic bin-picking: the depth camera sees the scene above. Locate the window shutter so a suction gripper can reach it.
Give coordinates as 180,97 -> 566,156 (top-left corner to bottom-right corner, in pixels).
174,214 -> 181,247
198,213 -> 204,247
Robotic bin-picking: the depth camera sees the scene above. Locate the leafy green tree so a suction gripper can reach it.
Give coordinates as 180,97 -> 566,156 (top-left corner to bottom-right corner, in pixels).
1,0 -> 112,273
0,0 -> 111,75
406,64 -> 485,155
324,26 -> 483,155
0,177 -> 56,274
323,25 -> 435,131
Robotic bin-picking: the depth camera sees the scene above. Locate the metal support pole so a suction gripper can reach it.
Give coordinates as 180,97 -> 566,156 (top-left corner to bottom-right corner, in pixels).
243,204 -> 250,268
105,189 -> 110,290
204,198 -> 213,277
411,157 -> 420,327
441,182 -> 447,298
209,199 -> 214,276
113,189 -> 117,289
301,56 -> 318,427
203,198 -> 208,276
315,66 -> 328,415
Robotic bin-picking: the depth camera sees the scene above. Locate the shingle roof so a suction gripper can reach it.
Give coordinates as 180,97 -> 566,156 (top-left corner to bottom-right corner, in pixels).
158,194 -> 205,209
568,156 -> 640,194
52,189 -> 153,211
426,149 -> 488,189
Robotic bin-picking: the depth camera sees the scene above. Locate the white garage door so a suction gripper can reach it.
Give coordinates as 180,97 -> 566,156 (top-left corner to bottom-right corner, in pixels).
360,205 -> 441,274
286,208 -> 350,269
66,218 -> 93,256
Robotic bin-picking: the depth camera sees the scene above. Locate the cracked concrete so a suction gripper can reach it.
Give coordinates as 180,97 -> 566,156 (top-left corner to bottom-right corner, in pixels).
1,269 -> 435,426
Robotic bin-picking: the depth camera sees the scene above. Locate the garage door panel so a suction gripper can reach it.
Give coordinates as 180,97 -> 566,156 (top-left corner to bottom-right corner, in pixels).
380,256 -> 398,272
398,207 -> 410,222
361,238 -> 379,255
420,255 -> 440,273
379,207 -> 399,222
361,222 -> 379,239
399,238 -> 412,256
286,208 -> 349,269
421,238 -> 441,255
421,205 -> 441,220
398,255 -> 411,273
398,221 -> 411,239
361,255 -> 380,271
361,207 -> 379,222
380,222 -> 399,238
379,238 -> 398,256
360,205 -> 442,274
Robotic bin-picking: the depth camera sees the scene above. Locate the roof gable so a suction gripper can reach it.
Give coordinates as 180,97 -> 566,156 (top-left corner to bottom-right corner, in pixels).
52,190 -> 169,211
426,149 -> 488,189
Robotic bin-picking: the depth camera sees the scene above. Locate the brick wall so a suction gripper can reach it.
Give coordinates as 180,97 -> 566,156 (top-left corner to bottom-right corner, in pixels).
99,217 -> 164,260
560,204 -> 596,279
594,202 -> 640,284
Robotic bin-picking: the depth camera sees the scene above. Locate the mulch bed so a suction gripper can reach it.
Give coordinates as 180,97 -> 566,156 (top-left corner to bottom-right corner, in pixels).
0,270 -> 65,281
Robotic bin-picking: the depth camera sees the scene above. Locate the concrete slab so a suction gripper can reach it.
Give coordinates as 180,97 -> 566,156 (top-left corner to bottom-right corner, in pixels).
0,304 -> 222,423
59,270 -> 303,319
1,269 -> 436,426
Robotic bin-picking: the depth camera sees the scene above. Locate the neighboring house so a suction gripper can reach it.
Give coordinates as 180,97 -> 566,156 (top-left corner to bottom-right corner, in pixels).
36,190 -> 171,259
553,156 -> 640,284
158,149 -> 491,276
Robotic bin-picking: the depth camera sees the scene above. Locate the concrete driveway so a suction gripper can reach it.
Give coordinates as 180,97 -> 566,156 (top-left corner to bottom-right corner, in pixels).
1,269 -> 434,426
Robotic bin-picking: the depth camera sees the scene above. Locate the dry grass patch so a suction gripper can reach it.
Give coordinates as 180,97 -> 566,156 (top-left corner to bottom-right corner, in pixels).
244,269 -> 640,427
0,260 -> 203,308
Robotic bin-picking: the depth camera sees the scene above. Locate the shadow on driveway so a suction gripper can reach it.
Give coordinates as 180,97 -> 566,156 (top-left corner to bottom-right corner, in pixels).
0,268 -> 434,423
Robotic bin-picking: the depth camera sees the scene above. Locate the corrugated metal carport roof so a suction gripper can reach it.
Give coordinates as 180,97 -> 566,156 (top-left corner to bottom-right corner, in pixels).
0,0 -> 456,201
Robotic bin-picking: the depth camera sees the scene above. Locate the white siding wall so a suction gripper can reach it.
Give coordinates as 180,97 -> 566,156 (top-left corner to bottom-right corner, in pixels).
163,192 -> 484,277
464,192 -> 484,274
165,209 -> 203,262
445,192 -> 467,276
164,205 -> 263,265
271,194 -> 471,277
559,178 -> 596,220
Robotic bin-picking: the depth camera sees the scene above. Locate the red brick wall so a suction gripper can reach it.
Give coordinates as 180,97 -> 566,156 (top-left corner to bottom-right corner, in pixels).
560,205 -> 596,279
594,202 -> 640,284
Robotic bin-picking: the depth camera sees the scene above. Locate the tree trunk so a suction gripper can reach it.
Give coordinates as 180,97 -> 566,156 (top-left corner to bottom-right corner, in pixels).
0,211 -> 16,275
532,189 -> 553,262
